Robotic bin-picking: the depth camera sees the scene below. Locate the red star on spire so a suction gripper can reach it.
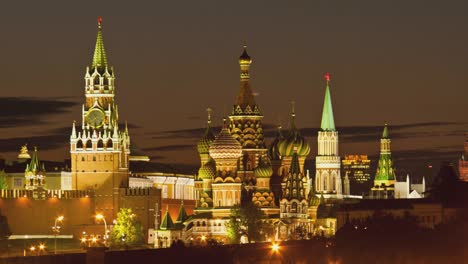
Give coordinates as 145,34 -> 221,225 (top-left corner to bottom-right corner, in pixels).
324,72 -> 331,82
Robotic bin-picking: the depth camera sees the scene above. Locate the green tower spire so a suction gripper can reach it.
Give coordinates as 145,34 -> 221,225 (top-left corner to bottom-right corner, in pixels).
92,17 -> 108,69
175,201 -> 188,223
320,73 -> 336,131
374,124 -> 396,183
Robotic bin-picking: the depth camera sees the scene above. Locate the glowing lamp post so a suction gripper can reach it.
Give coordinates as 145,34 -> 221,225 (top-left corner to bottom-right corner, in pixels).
52,215 -> 64,255
95,214 -> 108,245
271,242 -> 280,253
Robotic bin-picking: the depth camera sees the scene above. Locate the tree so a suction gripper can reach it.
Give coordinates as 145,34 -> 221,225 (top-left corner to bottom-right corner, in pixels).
0,171 -> 8,190
109,208 -> 144,248
226,203 -> 269,244
427,162 -> 462,205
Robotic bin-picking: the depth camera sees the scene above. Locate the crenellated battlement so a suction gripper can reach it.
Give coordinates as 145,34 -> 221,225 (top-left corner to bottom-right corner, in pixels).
121,187 -> 159,197
0,189 -> 94,199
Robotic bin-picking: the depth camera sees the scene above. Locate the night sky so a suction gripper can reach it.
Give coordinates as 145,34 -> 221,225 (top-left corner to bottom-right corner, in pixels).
1,0 -> 468,179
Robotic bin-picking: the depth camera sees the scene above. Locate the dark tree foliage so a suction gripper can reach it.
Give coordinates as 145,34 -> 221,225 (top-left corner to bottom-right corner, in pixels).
427,162 -> 464,205
226,203 -> 268,243
335,210 -> 468,263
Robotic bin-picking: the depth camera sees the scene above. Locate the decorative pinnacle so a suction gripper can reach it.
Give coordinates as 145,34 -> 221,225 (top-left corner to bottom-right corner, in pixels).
98,17 -> 103,29
291,100 -> 296,117
206,108 -> 212,125
222,117 -> 227,128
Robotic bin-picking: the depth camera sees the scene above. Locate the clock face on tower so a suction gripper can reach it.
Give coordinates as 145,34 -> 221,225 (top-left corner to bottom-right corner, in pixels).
86,108 -> 105,128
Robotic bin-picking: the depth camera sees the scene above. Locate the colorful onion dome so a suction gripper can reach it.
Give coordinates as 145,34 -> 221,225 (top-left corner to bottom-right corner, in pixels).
254,155 -> 273,178
277,104 -> 310,157
309,194 -> 321,207
198,158 -> 216,179
209,118 -> 242,160
239,45 -> 252,65
268,125 -> 283,160
197,108 -> 215,155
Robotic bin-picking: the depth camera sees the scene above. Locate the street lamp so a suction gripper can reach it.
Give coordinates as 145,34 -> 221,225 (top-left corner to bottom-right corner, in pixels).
95,214 -> 108,244
53,215 -> 64,254
271,242 -> 280,253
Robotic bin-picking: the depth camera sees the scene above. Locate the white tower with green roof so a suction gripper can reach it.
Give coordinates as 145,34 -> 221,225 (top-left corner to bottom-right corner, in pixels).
315,73 -> 342,197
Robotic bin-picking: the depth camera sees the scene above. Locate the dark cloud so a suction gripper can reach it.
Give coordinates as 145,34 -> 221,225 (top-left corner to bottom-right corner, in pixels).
142,144 -> 195,152
0,97 -> 79,128
0,134 -> 68,153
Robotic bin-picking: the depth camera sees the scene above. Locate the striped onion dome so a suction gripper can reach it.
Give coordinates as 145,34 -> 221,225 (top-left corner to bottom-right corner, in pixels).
268,125 -> 283,160
278,108 -> 310,157
209,119 -> 242,160
197,120 -> 215,155
254,155 -> 273,178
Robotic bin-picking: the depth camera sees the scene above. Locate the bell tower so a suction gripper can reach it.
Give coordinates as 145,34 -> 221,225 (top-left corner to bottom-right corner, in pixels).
70,18 -> 130,219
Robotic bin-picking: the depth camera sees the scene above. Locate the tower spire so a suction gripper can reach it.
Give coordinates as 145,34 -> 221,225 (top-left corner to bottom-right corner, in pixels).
92,17 -> 108,69
290,100 -> 296,130
320,72 -> 336,131
235,45 -> 257,109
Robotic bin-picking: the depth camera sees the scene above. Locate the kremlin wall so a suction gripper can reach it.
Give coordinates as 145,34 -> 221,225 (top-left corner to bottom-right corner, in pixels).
0,18 -> 466,247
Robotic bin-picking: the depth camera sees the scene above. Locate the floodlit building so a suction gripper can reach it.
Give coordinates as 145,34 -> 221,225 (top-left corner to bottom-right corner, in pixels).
342,155 -> 371,195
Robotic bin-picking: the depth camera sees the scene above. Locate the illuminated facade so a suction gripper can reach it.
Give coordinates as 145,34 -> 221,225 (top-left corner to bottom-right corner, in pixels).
342,155 -> 371,195
315,74 -> 343,198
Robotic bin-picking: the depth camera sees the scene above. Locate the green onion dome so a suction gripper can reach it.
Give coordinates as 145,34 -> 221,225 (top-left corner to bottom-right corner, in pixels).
197,110 -> 215,155
268,125 -> 283,161
198,158 -> 216,180
209,119 -> 242,160
277,109 -> 310,157
254,155 -> 273,178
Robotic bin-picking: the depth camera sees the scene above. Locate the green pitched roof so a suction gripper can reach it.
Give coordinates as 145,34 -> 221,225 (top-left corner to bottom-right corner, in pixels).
160,210 -> 175,230
176,203 -> 188,223
26,147 -> 42,173
320,83 -> 336,131
92,18 -> 108,69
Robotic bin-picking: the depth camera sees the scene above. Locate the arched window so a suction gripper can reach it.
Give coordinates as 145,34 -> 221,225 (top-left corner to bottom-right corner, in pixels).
86,140 -> 92,150
292,202 -> 297,213
97,140 -> 104,149
76,140 -> 83,149
106,139 -> 113,149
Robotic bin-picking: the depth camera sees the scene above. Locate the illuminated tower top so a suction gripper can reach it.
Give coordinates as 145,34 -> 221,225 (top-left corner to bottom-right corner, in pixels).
92,17 -> 107,70
320,73 -> 336,131
232,46 -> 260,116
